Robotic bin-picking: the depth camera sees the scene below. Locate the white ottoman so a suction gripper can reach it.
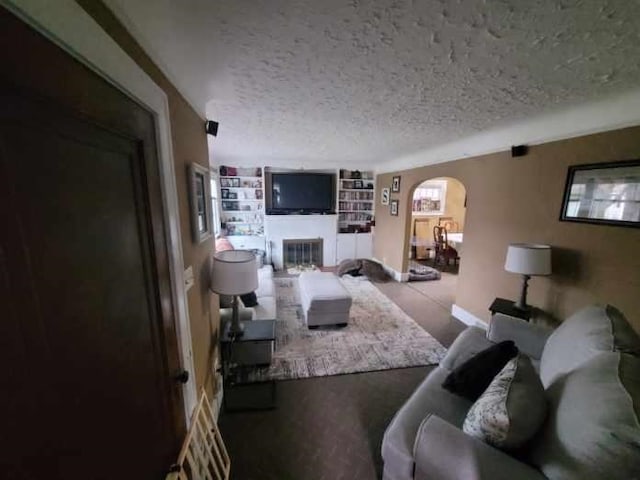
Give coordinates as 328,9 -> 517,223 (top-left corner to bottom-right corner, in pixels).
299,272 -> 352,328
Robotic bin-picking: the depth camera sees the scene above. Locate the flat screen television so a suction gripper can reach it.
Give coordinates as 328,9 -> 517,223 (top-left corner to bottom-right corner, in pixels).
269,172 -> 336,214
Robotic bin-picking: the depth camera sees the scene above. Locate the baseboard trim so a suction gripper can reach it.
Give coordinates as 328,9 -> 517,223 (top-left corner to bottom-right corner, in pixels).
372,257 -> 409,282
451,304 -> 487,329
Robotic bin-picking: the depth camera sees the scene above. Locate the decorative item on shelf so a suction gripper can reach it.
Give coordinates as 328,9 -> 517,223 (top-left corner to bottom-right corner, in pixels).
381,188 -> 390,205
210,250 -> 258,337
392,175 -> 401,193
221,188 -> 229,199
354,180 -> 363,189
231,178 -> 240,187
187,163 -> 213,244
390,199 -> 399,216
351,170 -> 361,179
559,159 -> 640,228
219,165 -> 228,176
227,191 -> 238,199
504,244 -> 552,311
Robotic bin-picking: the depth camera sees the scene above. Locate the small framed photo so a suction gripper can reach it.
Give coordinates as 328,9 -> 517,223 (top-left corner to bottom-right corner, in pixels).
390,199 -> 399,216
188,163 -> 213,243
391,176 -> 401,193
220,178 -> 231,188
231,178 -> 241,187
227,191 -> 238,199
381,188 -> 390,205
221,188 -> 229,199
354,180 -> 364,189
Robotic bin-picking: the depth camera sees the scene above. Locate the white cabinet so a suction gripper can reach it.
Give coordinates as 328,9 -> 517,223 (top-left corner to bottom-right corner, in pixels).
336,232 -> 373,262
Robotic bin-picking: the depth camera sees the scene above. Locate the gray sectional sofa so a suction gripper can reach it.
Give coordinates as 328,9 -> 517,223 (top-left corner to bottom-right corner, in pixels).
381,305 -> 640,480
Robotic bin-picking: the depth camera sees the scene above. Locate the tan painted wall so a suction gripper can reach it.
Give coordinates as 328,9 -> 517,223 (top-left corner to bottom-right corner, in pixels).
79,1 -> 218,396
375,126 -> 640,330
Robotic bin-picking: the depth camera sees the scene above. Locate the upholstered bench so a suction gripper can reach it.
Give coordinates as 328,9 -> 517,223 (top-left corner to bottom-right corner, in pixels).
299,272 -> 352,328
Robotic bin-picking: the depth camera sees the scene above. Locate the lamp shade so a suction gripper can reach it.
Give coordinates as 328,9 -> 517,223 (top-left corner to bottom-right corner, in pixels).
504,244 -> 551,276
210,250 -> 258,295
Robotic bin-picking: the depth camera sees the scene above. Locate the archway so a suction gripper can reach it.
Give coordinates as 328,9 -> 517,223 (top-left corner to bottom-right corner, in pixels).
405,177 -> 467,307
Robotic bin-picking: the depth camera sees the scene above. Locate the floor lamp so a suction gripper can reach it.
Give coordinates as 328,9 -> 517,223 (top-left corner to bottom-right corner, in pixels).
504,244 -> 551,311
210,250 -> 258,337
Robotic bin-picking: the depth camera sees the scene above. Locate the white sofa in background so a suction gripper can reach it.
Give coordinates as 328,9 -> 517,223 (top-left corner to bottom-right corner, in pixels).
220,264 -> 276,322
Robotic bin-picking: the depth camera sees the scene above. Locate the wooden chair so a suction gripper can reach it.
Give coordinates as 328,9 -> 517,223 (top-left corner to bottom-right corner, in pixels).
166,391 -> 230,480
433,226 -> 459,268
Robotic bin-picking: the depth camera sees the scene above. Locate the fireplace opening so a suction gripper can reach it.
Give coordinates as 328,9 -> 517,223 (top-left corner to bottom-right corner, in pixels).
283,239 -> 323,268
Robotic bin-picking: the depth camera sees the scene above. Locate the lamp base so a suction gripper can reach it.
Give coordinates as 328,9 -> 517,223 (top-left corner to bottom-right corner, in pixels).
229,295 -> 245,338
228,321 -> 245,338
514,274 -> 531,311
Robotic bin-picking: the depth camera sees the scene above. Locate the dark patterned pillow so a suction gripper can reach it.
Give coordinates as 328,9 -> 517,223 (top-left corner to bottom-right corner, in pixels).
240,291 -> 258,307
463,354 -> 547,450
442,340 -> 519,401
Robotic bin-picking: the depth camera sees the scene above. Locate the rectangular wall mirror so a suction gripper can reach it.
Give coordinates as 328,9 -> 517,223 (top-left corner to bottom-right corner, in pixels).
560,159 -> 640,228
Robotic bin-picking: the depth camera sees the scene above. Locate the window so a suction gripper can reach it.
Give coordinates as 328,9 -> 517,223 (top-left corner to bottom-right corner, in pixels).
412,180 -> 447,215
210,171 -> 221,236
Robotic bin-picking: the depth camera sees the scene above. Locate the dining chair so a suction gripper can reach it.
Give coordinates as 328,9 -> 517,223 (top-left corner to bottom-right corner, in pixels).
433,225 -> 459,268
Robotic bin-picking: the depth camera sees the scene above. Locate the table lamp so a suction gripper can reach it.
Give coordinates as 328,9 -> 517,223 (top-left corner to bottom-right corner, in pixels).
210,250 -> 258,337
504,243 -> 551,310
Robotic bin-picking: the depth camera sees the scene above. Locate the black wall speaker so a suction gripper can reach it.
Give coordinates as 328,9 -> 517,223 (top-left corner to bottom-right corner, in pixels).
511,145 -> 528,157
205,120 -> 219,136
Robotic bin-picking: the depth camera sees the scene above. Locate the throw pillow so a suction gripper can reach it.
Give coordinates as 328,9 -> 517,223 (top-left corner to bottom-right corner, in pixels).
442,340 -> 519,401
528,352 -> 640,480
215,237 -> 234,252
240,291 -> 258,307
463,355 -> 548,450
337,258 -> 362,277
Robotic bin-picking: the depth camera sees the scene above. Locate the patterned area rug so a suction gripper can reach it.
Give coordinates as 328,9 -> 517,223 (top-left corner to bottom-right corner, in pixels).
246,275 -> 447,382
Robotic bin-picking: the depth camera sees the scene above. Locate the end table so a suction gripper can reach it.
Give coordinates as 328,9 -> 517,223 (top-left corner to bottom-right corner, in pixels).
489,297 -> 532,322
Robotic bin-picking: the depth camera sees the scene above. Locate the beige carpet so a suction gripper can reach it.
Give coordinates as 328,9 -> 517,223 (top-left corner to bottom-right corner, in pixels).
246,275 -> 447,382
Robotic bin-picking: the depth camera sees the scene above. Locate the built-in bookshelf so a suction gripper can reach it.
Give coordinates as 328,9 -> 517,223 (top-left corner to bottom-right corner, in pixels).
338,169 -> 375,233
219,166 -> 264,236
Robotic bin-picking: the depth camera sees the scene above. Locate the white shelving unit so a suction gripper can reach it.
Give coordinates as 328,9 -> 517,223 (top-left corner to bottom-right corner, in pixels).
219,167 -> 264,237
336,169 -> 375,260
337,169 -> 375,233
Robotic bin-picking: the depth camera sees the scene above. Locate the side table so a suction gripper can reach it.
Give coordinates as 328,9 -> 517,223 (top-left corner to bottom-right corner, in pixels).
488,297 -> 532,322
220,320 -> 277,411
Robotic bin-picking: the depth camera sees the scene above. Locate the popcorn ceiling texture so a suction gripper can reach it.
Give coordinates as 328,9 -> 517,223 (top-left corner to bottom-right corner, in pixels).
106,0 -> 640,167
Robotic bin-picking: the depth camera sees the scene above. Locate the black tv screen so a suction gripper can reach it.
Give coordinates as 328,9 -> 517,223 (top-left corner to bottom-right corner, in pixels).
271,173 -> 335,213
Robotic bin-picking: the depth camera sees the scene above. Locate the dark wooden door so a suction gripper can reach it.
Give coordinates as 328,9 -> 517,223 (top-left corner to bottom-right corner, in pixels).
0,7 -> 185,479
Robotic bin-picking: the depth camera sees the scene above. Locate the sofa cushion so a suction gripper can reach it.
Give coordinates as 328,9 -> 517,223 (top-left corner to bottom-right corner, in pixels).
539,305 -> 640,388
528,352 -> 640,480
252,295 -> 276,321
440,326 -> 495,372
381,366 -> 473,480
463,355 -> 547,450
442,340 -> 519,401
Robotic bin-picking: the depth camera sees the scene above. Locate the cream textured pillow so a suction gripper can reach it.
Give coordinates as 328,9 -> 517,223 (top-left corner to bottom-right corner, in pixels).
463,354 -> 547,450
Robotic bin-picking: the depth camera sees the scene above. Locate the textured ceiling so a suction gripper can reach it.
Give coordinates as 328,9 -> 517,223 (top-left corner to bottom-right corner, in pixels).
105,0 -> 640,168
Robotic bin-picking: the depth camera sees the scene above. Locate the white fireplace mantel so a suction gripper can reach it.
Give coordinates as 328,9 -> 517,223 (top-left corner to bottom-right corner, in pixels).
264,215 -> 338,270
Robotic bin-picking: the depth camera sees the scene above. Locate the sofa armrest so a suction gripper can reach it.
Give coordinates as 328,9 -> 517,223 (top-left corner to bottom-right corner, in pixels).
220,307 -> 255,324
486,313 -> 552,360
413,415 -> 546,480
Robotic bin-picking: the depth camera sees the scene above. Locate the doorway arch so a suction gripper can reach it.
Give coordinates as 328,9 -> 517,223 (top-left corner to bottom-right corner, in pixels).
404,177 -> 467,274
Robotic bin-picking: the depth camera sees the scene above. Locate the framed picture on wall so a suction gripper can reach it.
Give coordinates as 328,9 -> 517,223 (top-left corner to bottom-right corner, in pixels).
188,163 -> 213,243
392,176 -> 401,193
390,199 -> 399,216
559,159 -> 640,228
381,187 -> 390,205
